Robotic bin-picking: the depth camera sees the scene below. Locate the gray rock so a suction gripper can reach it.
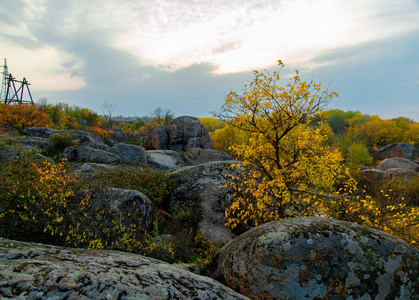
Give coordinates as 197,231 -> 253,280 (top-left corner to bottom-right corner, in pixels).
386,167 -> 418,179
208,217 -> 419,300
16,136 -> 51,150
109,143 -> 147,165
0,238 -> 250,300
147,124 -> 169,150
359,168 -> 390,183
63,146 -> 121,164
373,142 -> 418,160
169,116 -> 212,151
74,188 -> 156,229
147,150 -> 189,169
169,161 -> 241,244
187,148 -> 234,163
72,163 -> 116,177
109,128 -> 126,143
23,127 -> 109,150
378,157 -> 419,171
0,145 -> 21,162
23,127 -> 55,138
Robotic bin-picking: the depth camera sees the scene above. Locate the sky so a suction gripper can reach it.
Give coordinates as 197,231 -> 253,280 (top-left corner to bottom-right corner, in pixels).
0,0 -> 418,120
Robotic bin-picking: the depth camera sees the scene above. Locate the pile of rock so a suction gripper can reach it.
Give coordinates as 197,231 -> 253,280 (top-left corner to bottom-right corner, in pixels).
361,142 -> 419,181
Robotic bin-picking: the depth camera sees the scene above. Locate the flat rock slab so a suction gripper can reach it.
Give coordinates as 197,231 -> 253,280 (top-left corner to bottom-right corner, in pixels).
0,238 -> 249,299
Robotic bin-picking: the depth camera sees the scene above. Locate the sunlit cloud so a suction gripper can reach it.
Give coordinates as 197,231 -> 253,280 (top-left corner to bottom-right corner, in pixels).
0,44 -> 86,91
115,0 -> 419,73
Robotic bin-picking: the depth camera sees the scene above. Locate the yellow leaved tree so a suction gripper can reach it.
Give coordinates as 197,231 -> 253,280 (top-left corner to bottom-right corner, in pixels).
218,60 -> 343,230
218,60 -> 419,247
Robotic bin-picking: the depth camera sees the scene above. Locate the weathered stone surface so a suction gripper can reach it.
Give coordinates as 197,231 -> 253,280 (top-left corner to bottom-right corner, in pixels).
169,161 -> 240,244
147,150 -> 189,169
23,127 -> 109,150
63,146 -> 121,164
16,136 -> 51,150
109,128 -> 126,143
148,124 -> 169,150
359,168 -> 390,183
378,157 -> 419,171
23,127 -> 55,138
0,146 -> 21,163
0,238 -> 250,299
373,142 -> 418,160
169,116 -> 212,151
73,188 -> 156,229
208,217 -> 419,300
386,167 -> 418,179
187,148 -> 234,163
72,163 -> 116,177
109,143 -> 147,165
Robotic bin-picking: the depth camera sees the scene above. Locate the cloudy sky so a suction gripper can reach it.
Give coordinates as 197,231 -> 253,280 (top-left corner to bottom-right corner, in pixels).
1,0 -> 418,120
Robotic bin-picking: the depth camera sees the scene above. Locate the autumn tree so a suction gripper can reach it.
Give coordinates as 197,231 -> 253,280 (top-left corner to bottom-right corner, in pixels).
0,103 -> 52,134
218,60 -> 342,230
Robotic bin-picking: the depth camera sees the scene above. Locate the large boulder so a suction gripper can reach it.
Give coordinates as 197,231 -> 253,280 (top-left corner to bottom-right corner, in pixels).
108,143 -> 147,165
187,148 -> 234,163
169,116 -> 212,151
23,127 -> 109,150
373,142 -> 418,160
63,146 -> 121,164
16,136 -> 51,150
0,145 -> 35,163
23,127 -> 55,138
359,168 -> 390,183
0,145 -> 22,163
0,238 -> 250,299
208,217 -> 419,300
169,161 -> 240,244
73,188 -> 156,229
148,124 -> 169,150
147,150 -> 190,170
377,157 -> 419,171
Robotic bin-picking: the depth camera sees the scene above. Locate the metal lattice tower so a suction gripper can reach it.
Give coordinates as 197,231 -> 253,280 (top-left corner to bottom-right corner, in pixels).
1,59 -> 34,105
0,59 -> 9,101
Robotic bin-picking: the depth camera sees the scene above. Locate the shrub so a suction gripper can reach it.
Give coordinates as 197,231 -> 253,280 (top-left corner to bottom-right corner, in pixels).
0,103 -> 52,134
91,166 -> 177,207
0,155 -> 78,243
49,132 -> 79,151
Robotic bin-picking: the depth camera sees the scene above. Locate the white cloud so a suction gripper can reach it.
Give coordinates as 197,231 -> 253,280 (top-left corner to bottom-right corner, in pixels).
0,43 -> 86,91
115,0 -> 419,73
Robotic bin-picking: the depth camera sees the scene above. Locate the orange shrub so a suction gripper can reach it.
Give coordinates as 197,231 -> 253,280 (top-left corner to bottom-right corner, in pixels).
0,103 -> 52,134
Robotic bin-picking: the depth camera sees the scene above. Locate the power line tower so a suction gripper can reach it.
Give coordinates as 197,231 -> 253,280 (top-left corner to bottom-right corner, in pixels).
0,59 -> 34,105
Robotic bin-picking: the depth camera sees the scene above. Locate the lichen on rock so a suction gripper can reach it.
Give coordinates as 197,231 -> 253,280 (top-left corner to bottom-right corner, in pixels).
207,217 -> 419,299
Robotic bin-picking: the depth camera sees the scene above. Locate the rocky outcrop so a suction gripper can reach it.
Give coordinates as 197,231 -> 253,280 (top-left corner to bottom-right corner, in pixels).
147,124 -> 169,150
208,217 -> 419,300
0,238 -> 250,299
169,116 -> 212,151
359,168 -> 390,182
147,150 -> 189,170
377,157 -> 419,171
169,161 -> 240,244
187,148 -> 234,163
109,143 -> 147,165
63,146 -> 121,164
73,188 -> 156,229
373,142 -> 418,160
16,136 -> 51,150
0,145 -> 22,163
23,127 -> 109,150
